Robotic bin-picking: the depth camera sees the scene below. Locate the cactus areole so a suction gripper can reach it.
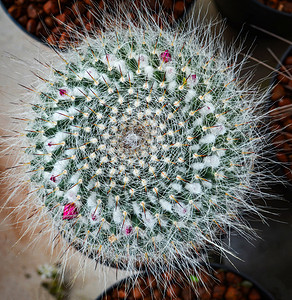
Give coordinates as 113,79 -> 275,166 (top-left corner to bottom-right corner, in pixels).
21,17 -> 265,273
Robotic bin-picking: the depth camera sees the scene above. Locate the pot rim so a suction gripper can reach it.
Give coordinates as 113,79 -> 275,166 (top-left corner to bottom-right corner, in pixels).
251,0 -> 292,18
95,263 -> 275,300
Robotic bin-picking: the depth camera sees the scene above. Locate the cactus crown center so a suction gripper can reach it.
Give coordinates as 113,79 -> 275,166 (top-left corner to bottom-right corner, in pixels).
124,132 -> 141,149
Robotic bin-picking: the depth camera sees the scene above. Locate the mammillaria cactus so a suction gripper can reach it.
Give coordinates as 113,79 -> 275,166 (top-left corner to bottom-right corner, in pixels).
3,6 -> 270,284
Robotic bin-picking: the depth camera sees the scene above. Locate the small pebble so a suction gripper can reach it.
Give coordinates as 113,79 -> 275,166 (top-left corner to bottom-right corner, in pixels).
15,0 -> 26,5
271,84 -> 285,100
248,288 -> 262,300
117,289 -> 126,298
8,5 -> 22,19
226,272 -> 242,285
213,270 -> 225,283
225,286 -> 243,300
166,284 -> 181,298
278,97 -> 291,106
43,1 -> 59,15
44,16 -> 54,27
27,4 -> 38,19
55,13 -> 66,25
36,21 -> 47,37
277,73 -> 289,84
26,18 -> 36,33
18,15 -> 28,26
153,289 -> 162,300
181,287 -> 193,300
174,1 -> 185,17
285,56 -> 292,65
212,285 -> 226,299
132,287 -> 143,299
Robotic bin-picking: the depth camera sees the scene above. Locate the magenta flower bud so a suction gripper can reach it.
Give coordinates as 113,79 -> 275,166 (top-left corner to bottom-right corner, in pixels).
59,89 -> 67,96
161,50 -> 171,63
63,203 -> 79,220
91,212 -> 98,221
50,175 -> 57,183
187,74 -> 197,86
191,74 -> 196,82
124,225 -> 133,235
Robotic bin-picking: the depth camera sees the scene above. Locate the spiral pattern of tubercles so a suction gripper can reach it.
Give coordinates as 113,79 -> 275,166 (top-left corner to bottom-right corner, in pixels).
23,21 -> 262,270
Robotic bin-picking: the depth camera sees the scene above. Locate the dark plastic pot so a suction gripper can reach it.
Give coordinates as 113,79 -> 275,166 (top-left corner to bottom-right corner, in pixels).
0,0 -> 45,45
0,0 -> 197,49
95,263 -> 275,300
269,45 -> 292,191
214,0 -> 292,39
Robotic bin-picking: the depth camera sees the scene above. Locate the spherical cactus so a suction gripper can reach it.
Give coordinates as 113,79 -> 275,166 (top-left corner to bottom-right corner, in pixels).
4,8 -> 269,281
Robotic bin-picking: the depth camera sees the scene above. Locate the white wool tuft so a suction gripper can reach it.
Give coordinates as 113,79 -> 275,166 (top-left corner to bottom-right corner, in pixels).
113,207 -> 122,224
193,118 -> 203,126
205,94 -> 213,102
142,211 -> 157,230
68,107 -> 78,116
160,199 -> 172,212
185,90 -> 196,102
190,144 -> 200,151
165,66 -> 176,80
87,193 -> 97,207
185,182 -> 202,194
64,189 -> 78,202
199,134 -> 216,144
144,66 -> 154,78
192,163 -> 205,170
168,81 -> 177,92
69,173 -> 80,184
72,87 -> 86,97
107,195 -> 114,208
137,54 -> 149,67
83,67 -> 99,80
204,155 -> 220,168
113,60 -> 126,73
133,202 -> 141,216
171,183 -> 182,193
200,103 -> 215,115
211,123 -> 226,136
174,203 -> 189,216
202,181 -> 212,189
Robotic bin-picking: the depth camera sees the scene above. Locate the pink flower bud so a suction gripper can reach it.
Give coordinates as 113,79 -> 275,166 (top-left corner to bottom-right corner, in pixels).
191,74 -> 196,82
188,74 -> 197,86
161,50 -> 171,63
124,225 -> 133,235
59,89 -> 67,96
91,212 -> 98,221
63,203 -> 78,220
50,175 -> 57,183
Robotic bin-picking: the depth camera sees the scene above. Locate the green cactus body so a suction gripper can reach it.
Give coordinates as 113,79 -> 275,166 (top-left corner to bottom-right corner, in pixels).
18,19 -> 265,274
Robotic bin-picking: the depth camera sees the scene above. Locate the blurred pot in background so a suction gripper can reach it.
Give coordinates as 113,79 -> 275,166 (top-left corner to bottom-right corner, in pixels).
214,0 -> 292,39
